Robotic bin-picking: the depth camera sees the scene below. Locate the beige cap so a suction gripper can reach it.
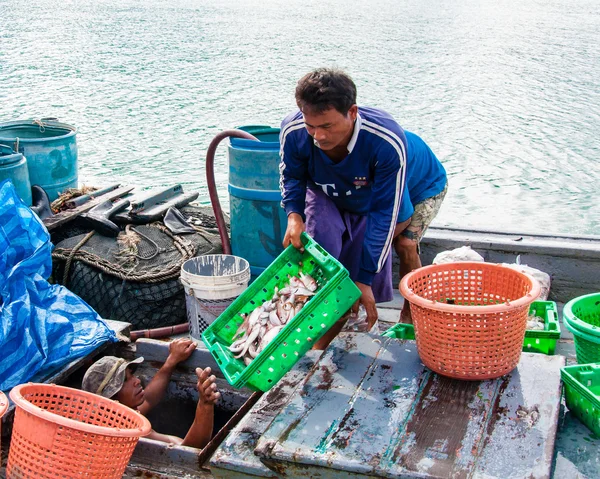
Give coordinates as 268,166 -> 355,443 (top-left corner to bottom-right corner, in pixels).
81,356 -> 144,399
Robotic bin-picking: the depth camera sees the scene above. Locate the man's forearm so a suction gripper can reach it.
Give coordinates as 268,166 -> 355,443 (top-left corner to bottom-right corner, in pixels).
141,361 -> 177,409
147,429 -> 183,446
182,403 -> 214,449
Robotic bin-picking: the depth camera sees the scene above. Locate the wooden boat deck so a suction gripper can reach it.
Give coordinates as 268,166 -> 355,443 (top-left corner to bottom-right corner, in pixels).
212,333 -> 565,479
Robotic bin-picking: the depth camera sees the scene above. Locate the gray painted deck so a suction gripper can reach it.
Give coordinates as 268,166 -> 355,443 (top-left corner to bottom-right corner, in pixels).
213,333 -> 565,479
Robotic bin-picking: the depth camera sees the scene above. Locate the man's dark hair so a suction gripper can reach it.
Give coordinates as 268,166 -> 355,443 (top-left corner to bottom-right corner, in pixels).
295,68 -> 357,116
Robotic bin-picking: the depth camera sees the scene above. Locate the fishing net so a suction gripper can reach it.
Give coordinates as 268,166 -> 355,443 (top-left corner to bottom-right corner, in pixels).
52,209 -> 224,330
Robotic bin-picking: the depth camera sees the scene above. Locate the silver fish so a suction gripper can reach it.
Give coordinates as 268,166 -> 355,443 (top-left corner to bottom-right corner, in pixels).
259,325 -> 284,352
299,272 -> 318,292
269,309 -> 283,326
234,322 -> 262,359
263,301 -> 276,313
292,286 -> 315,297
277,297 -> 286,320
285,293 -> 296,309
231,267 -> 320,364
247,307 -> 262,329
288,275 -> 303,289
278,286 -> 293,296
229,337 -> 247,353
248,341 -> 260,358
231,314 -> 250,342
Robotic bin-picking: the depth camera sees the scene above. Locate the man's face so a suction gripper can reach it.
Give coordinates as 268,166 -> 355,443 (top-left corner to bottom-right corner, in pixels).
302,105 -> 357,151
116,368 -> 145,409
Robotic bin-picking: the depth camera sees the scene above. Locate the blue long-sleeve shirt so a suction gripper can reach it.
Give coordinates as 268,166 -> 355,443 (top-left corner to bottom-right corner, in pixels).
279,106 -> 407,285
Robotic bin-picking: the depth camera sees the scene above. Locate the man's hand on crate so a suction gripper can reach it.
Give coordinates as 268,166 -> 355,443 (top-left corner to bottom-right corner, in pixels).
283,212 -> 305,252
354,282 -> 378,330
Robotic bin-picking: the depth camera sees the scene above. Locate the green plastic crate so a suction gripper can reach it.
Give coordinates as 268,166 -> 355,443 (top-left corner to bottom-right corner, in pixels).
523,301 -> 561,355
202,233 -> 361,392
561,363 -> 600,436
382,322 -> 415,340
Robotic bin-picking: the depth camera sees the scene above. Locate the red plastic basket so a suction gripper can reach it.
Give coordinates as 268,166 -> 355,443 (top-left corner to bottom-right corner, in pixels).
400,262 -> 540,380
0,391 -> 7,453
7,383 -> 151,479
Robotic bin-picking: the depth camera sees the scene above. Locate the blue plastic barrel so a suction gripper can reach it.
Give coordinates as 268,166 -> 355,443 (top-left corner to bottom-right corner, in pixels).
228,125 -> 286,278
0,145 -> 32,206
0,119 -> 78,201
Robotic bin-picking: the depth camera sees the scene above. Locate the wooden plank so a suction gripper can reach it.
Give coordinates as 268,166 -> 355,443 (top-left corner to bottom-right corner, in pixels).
128,438 -> 214,479
135,338 -> 222,376
385,373 -> 501,478
254,333 -> 427,477
43,185 -> 134,231
210,351 -> 324,479
128,394 -> 262,477
472,353 -> 565,478
252,333 -> 563,479
197,391 -> 262,466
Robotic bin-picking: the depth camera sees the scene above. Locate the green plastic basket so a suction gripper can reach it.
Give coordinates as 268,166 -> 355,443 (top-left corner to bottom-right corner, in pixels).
202,233 -> 361,392
382,322 -> 415,340
523,301 -> 561,355
564,315 -> 600,364
563,293 -> 600,336
561,363 -> 600,436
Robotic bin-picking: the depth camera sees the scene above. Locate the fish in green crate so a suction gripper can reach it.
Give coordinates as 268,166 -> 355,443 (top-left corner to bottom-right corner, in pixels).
526,314 -> 546,330
228,268 -> 319,365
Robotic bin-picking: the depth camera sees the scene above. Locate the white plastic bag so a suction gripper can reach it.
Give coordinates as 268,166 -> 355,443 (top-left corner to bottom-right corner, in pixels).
432,246 -> 484,265
341,304 -> 380,334
502,260 -> 551,300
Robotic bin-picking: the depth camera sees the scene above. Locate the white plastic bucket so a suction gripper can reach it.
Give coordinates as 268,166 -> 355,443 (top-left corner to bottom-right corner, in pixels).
181,254 -> 250,340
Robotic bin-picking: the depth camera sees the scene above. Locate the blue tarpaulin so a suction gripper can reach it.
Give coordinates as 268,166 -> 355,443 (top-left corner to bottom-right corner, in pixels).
0,180 -> 116,391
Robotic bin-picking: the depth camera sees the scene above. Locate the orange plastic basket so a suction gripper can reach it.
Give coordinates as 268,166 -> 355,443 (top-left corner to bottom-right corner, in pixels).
0,391 -> 7,453
7,383 -> 151,479
400,262 -> 541,380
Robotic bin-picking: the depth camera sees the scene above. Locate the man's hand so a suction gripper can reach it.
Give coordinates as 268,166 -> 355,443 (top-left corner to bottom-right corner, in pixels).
353,282 -> 378,331
196,367 -> 220,405
180,367 -> 220,449
165,338 -> 196,368
283,212 -> 305,251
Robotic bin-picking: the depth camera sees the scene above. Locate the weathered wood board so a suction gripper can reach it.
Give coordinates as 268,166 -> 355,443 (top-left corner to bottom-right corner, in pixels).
210,351 -> 325,479
249,333 -> 564,479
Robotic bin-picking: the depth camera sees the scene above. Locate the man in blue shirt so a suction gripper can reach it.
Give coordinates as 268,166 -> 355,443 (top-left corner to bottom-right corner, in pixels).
280,68 -> 447,344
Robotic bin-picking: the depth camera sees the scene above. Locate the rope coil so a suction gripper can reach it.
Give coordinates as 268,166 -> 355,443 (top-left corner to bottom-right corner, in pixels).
53,223 -> 220,284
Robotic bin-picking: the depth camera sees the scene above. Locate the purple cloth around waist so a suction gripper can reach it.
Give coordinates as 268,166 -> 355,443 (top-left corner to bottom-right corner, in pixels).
304,189 -> 393,303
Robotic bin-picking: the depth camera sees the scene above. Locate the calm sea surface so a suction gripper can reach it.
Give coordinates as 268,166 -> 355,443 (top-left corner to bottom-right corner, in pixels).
1,0 -> 599,235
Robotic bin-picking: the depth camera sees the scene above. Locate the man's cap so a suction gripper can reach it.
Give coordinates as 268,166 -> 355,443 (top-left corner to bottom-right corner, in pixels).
81,356 -> 144,399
